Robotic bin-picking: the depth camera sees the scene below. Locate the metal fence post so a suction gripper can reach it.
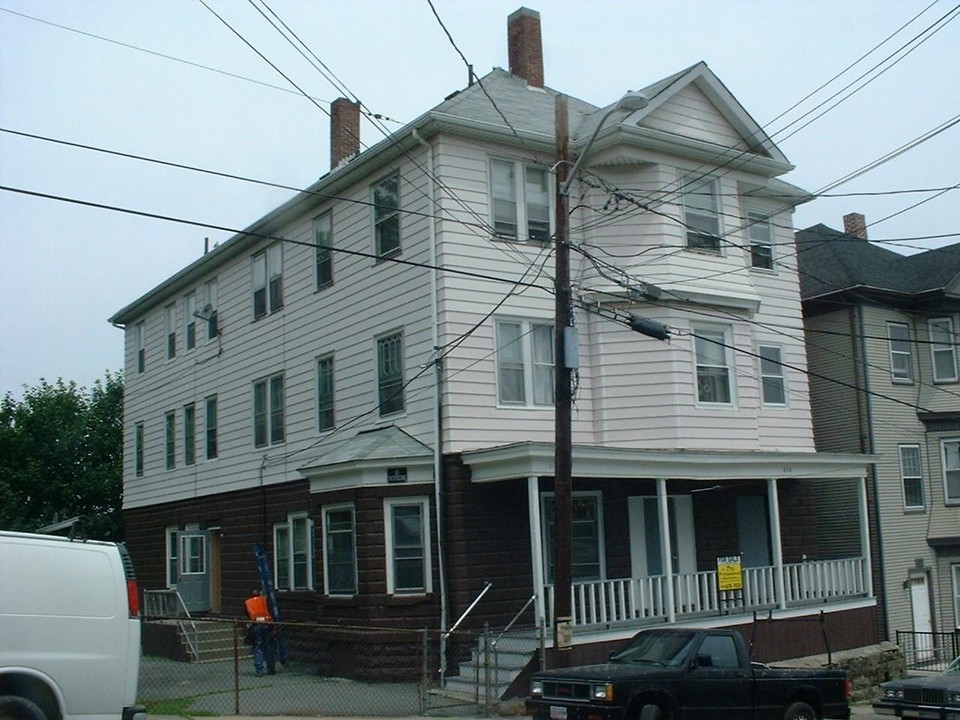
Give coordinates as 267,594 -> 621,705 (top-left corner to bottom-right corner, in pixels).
483,622 -> 491,717
420,628 -> 429,714
233,619 -> 241,715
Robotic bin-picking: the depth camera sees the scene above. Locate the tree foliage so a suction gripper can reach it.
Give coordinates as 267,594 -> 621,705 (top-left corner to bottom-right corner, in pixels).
0,372 -> 124,540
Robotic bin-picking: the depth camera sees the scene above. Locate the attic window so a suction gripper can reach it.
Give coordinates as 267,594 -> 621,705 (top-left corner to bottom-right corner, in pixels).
387,467 -> 408,484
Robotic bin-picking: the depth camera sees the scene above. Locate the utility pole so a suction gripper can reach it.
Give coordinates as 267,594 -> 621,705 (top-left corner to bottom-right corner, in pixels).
553,93 -> 573,668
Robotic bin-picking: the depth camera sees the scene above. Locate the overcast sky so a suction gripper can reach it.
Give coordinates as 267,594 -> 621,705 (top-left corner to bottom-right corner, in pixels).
1,0 -> 958,398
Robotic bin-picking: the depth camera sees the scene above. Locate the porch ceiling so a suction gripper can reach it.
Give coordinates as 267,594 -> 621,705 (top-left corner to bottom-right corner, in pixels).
461,441 -> 874,484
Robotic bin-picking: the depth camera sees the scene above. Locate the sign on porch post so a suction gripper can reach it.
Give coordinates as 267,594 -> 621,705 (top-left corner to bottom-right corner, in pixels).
717,555 -> 743,591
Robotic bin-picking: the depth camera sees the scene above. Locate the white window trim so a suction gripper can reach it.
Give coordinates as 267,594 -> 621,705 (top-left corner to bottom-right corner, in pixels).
317,354 -> 335,432
746,210 -> 775,271
253,373 -> 285,448
888,322 -> 914,383
204,394 -> 218,460
489,157 -> 554,243
384,496 -> 432,596
376,331 -> 405,418
691,324 -> 737,407
203,279 -> 219,341
164,410 -> 176,470
322,503 -> 358,597
273,512 -> 314,592
134,422 -> 144,477
164,303 -> 177,360
372,172 -> 401,259
314,211 -> 334,288
941,438 -> 960,506
758,343 -> 787,407
494,317 -> 554,408
135,322 -> 146,374
179,533 -> 206,576
540,490 -> 606,584
165,526 -> 179,588
183,293 -> 196,352
952,564 -> 960,630
682,174 -> 723,254
929,318 -> 958,383
898,444 -> 925,510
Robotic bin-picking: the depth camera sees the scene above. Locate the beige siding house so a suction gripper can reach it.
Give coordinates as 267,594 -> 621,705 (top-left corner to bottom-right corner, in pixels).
111,7 -> 877,678
799,216 -> 960,666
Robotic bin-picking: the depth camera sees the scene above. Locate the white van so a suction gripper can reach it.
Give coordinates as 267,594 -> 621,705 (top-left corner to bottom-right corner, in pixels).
0,531 -> 146,720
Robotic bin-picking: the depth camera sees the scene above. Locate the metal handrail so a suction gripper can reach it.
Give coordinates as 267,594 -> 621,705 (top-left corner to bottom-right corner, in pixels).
143,589 -> 199,662
491,593 -> 536,649
443,581 -> 492,639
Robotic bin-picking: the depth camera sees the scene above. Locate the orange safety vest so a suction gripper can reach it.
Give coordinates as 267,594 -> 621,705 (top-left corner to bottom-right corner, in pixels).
245,594 -> 272,622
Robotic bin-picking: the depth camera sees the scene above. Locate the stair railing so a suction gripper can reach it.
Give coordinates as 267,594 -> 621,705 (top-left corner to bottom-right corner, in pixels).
489,594 -> 537,706
440,581 -> 492,685
142,588 -> 199,662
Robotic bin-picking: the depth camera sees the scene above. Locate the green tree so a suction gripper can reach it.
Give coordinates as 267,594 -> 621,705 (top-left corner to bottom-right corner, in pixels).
0,372 -> 124,540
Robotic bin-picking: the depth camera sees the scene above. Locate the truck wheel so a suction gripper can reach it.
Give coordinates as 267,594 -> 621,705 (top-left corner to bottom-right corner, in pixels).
0,696 -> 47,720
783,701 -> 816,720
639,705 -> 663,720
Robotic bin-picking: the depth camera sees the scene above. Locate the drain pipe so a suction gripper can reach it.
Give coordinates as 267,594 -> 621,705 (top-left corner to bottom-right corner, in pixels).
413,128 -> 449,679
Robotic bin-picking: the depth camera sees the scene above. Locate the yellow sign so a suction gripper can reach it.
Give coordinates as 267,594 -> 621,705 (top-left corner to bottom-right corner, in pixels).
717,555 -> 743,591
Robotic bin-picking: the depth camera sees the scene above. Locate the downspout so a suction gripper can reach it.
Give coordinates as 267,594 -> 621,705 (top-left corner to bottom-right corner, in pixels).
855,305 -> 884,631
412,129 -> 448,675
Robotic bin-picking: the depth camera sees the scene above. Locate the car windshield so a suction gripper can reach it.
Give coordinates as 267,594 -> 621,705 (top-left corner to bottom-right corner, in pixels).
610,632 -> 698,667
943,656 -> 960,675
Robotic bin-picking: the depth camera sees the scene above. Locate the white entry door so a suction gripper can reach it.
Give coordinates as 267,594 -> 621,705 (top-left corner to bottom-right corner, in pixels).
909,574 -> 933,662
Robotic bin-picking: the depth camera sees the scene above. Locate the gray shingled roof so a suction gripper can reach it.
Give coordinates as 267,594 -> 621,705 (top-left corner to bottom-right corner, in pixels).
796,223 -> 960,301
298,425 -> 431,471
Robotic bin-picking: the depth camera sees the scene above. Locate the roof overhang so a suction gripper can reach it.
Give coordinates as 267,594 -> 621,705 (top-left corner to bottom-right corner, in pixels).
461,441 -> 874,483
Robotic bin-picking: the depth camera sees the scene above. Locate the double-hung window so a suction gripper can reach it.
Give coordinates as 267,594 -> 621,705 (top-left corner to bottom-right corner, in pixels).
314,212 -> 333,288
164,411 -> 176,470
373,172 -> 400,258
165,527 -> 179,587
323,504 -> 357,596
252,244 -> 283,318
888,322 -> 913,382
183,402 -> 196,466
384,497 -> 431,595
490,159 -> 550,242
183,293 -> 196,351
134,422 -> 144,477
683,176 -> 721,252
204,279 -> 219,340
929,318 -> 958,383
274,513 -> 313,591
135,322 -> 146,373
747,211 -> 774,269
205,395 -> 218,459
253,373 -> 285,447
317,355 -> 335,431
899,444 -> 924,509
694,325 -> 733,404
377,332 -> 404,416
758,344 -> 786,405
942,439 -> 960,504
541,492 -> 603,583
496,319 -> 554,406
164,303 -> 177,360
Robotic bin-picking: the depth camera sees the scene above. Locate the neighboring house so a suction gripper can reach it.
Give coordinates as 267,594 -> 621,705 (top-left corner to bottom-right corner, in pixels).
110,7 -> 877,673
798,214 -> 960,658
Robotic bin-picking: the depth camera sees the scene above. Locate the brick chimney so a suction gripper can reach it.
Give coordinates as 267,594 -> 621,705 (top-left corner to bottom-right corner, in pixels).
508,7 -> 544,88
843,212 -> 868,240
330,97 -> 360,169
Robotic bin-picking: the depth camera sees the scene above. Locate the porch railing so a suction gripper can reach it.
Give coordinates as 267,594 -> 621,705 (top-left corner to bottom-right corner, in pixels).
546,556 -> 867,628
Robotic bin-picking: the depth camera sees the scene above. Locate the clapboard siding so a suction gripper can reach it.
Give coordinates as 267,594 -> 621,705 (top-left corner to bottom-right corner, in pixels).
643,83 -> 750,151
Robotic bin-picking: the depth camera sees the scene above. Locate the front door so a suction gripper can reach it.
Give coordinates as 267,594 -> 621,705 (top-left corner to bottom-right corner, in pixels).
910,573 -> 933,662
736,495 -> 771,567
629,496 -> 696,577
176,530 -> 211,612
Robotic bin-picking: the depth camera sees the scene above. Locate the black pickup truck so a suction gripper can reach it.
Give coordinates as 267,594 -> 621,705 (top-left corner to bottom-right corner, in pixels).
526,627 -> 851,720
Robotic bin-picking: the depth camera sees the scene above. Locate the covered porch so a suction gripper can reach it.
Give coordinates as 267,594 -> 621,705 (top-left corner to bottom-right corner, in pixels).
462,442 -> 875,634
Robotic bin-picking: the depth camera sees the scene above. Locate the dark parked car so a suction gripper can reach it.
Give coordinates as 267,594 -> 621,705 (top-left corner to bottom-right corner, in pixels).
526,627 -> 851,720
873,653 -> 960,719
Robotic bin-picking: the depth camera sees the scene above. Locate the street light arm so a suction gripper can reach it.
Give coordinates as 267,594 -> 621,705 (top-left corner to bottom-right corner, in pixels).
558,90 -> 649,197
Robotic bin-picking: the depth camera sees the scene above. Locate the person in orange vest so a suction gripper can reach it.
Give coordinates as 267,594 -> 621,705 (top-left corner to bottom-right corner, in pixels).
244,588 -> 276,676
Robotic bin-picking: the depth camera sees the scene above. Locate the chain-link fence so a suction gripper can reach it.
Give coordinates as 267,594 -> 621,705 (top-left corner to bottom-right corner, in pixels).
138,617 -> 543,716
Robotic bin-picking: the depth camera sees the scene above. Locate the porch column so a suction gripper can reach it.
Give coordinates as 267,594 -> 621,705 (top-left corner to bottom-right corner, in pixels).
857,474 -> 874,598
657,478 -> 676,623
766,478 -> 787,610
528,476 -> 547,627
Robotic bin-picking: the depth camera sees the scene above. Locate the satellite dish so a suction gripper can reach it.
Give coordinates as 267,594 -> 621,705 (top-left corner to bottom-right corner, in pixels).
194,303 -> 214,321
